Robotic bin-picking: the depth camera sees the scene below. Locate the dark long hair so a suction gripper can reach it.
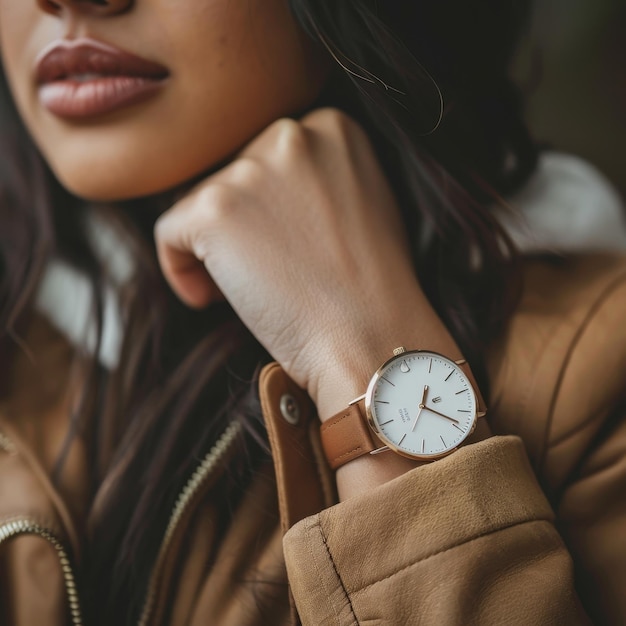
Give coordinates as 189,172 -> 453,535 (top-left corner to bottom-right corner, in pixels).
0,0 -> 536,622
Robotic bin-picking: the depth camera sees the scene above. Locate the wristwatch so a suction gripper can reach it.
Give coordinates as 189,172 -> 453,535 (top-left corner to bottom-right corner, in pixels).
320,347 -> 487,470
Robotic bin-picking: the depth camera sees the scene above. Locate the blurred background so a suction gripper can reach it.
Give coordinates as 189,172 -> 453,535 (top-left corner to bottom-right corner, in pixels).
1,1 -> 623,200
514,0 -> 626,198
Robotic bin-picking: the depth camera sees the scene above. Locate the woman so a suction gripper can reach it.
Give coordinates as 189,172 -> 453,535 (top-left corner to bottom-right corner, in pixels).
0,0 -> 624,624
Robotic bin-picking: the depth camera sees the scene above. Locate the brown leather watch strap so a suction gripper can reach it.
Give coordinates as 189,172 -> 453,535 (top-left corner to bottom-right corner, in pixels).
320,402 -> 381,470
320,351 -> 488,471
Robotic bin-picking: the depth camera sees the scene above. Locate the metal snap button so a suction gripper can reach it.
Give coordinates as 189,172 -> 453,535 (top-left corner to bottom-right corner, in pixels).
279,394 -> 300,425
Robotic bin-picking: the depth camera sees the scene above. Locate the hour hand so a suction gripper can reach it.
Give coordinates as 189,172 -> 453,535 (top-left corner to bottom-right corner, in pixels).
411,385 -> 429,432
419,384 -> 429,406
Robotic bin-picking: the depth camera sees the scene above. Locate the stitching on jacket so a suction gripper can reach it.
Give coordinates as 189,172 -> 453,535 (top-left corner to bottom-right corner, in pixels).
304,517 -> 342,623
317,517 -> 360,625
350,516 -> 553,596
540,270 -> 626,470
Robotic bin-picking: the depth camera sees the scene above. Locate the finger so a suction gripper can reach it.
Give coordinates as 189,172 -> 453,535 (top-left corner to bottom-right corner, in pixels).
154,198 -> 225,309
159,244 -> 224,308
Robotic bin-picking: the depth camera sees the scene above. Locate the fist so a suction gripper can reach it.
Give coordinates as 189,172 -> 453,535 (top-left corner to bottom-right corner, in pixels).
155,109 -> 451,417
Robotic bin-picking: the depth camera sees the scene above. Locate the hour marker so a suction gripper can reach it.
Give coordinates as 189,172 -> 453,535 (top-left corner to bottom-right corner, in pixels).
444,370 -> 454,382
400,360 -> 410,373
453,423 -> 464,432
428,358 -> 432,373
421,438 -> 425,453
458,409 -> 471,413
381,376 -> 396,387
379,419 -> 394,426
432,396 -> 442,404
440,435 -> 447,447
398,434 -> 407,445
375,400 -> 390,404
455,389 -> 468,395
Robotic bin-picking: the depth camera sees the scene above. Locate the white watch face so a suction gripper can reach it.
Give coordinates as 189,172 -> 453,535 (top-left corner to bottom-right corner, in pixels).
365,351 -> 477,459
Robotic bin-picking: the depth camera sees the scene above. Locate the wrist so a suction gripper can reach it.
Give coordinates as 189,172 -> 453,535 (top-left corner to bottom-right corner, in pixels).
311,340 -> 394,423
311,313 -> 492,499
310,308 -> 463,422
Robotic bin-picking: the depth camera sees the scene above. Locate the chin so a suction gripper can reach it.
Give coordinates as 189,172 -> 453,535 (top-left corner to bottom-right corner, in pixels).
39,125 -> 236,203
50,157 -> 215,204
59,177 -> 174,203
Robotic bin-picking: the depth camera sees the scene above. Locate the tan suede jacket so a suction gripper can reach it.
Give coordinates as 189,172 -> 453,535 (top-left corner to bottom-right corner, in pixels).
1,254 -> 625,625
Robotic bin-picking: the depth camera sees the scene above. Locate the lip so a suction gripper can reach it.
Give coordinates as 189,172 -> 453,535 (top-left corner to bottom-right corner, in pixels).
35,38 -> 170,119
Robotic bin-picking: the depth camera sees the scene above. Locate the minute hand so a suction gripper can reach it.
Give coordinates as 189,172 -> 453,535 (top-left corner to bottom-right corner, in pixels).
423,406 -> 461,425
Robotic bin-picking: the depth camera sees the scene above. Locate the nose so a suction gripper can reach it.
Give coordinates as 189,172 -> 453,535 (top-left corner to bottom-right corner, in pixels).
37,0 -> 133,17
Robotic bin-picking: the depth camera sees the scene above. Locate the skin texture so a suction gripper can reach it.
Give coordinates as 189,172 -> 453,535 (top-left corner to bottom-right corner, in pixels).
0,0 -> 490,499
155,109 -> 493,498
0,0 -> 328,200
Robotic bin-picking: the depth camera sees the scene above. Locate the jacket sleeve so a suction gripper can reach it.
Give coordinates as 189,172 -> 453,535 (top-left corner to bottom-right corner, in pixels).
556,400 -> 626,626
283,435 -> 591,626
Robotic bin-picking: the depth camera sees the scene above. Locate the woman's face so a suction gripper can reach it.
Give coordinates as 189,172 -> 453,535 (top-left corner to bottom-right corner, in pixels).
0,0 -> 328,200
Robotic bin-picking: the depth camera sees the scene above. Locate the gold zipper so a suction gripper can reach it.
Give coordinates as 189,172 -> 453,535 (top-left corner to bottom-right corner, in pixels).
137,420 -> 242,626
0,422 -> 241,626
0,518 -> 83,625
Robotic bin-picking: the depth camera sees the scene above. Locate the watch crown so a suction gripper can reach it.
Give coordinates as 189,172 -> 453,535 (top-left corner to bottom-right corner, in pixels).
392,347 -> 406,356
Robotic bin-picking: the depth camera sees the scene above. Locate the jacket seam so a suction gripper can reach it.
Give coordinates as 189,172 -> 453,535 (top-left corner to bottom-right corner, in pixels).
317,517 -> 360,626
300,518 -> 341,624
538,269 -> 626,472
547,403 -> 611,449
349,516 -> 554,596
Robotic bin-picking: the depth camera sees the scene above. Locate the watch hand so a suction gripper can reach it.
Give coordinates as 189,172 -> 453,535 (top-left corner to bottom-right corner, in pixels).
423,406 -> 460,425
411,385 -> 429,432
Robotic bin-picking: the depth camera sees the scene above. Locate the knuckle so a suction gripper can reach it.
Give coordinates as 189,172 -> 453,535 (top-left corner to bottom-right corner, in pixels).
270,117 -> 311,157
196,183 -> 236,221
189,228 -> 215,261
188,185 -> 235,256
226,157 -> 263,186
154,182 -> 238,262
303,107 -> 367,147
304,107 -> 352,130
330,110 -> 364,140
153,213 -> 170,246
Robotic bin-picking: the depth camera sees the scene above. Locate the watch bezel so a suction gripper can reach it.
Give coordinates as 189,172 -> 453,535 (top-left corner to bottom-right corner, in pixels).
363,349 -> 478,462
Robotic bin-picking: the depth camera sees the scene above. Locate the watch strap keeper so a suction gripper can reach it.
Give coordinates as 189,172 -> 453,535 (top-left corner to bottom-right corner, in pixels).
320,402 -> 381,470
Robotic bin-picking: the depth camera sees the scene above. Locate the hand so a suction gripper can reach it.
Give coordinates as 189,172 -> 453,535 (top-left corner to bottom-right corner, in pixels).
411,385 -> 429,431
155,108 -> 458,419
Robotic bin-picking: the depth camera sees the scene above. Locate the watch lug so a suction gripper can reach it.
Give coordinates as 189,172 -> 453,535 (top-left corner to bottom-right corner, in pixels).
370,446 -> 391,455
349,394 -> 366,406
476,411 -> 487,418
455,358 -> 467,365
